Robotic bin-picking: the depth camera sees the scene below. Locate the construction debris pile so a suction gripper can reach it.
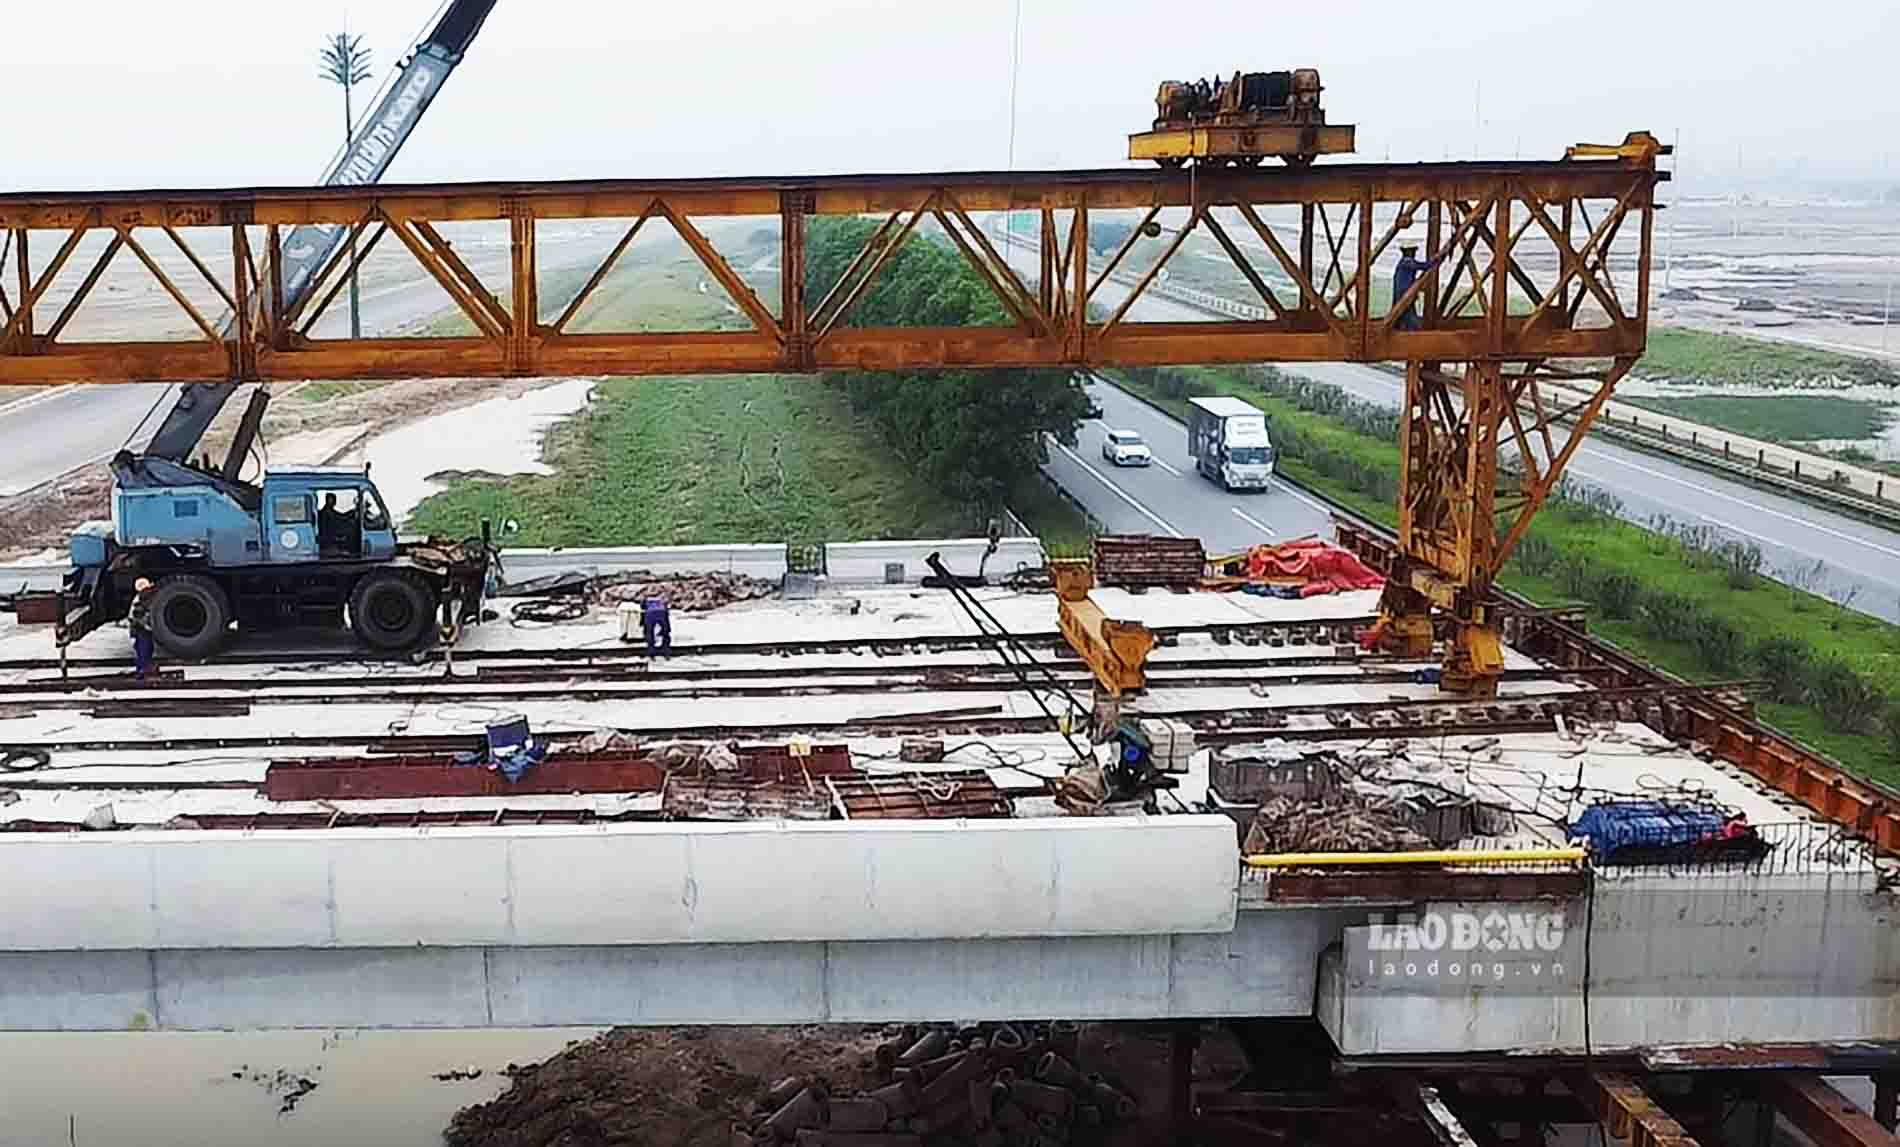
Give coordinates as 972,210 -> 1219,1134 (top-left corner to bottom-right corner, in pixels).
737,1020 -> 1140,1146
444,1026 -> 888,1147
498,568 -> 777,618
1241,792 -> 1431,854
599,570 -> 778,611
443,1022 -> 1146,1147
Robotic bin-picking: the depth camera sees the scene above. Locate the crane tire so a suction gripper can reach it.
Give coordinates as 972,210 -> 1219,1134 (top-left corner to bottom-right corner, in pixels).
149,574 -> 232,660
350,569 -> 438,651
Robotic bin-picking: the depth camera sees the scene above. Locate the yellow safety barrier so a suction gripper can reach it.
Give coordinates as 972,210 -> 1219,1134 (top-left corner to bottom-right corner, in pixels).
1243,847 -> 1587,869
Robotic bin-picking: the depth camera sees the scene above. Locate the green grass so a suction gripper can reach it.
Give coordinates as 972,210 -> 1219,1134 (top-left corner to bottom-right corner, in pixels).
1622,393 -> 1893,442
1007,475 -> 1095,557
408,374 -> 978,546
1104,364 -> 1900,786
289,380 -> 386,404
404,235 -> 1097,554
1637,327 -> 1900,388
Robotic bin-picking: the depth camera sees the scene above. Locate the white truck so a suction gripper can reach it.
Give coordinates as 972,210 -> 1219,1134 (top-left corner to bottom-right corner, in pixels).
1186,395 -> 1275,490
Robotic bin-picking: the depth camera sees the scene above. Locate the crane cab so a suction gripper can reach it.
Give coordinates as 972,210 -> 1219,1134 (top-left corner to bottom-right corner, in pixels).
258,468 -> 399,565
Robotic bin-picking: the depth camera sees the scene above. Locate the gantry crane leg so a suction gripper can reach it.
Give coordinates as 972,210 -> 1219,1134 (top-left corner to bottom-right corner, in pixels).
1374,356 -> 1632,696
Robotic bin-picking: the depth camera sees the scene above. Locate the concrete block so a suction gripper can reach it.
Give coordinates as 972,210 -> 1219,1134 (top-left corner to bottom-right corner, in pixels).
331,836 -> 511,946
486,943 -> 827,1026
0,839 -> 155,950
1167,909 -> 1347,1017
505,831 -> 697,945
153,836 -> 332,948
826,935 -> 1172,1021
153,949 -> 491,1029
0,951 -> 156,1031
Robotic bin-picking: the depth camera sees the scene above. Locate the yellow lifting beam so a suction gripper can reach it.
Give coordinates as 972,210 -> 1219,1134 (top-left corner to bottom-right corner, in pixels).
1050,560 -> 1155,697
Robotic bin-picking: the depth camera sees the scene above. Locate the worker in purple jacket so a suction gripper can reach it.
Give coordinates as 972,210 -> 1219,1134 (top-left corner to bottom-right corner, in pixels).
641,595 -> 672,657
1393,242 -> 1449,330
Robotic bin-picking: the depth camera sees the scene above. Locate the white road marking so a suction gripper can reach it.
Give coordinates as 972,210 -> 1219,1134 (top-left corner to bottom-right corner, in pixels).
1265,476 -> 1337,517
1149,455 -> 1182,477
0,383 -> 81,419
1230,507 -> 1275,535
1045,435 -> 1183,537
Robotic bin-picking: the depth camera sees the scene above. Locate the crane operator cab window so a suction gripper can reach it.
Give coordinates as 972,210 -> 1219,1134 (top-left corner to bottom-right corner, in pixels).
317,489 -> 366,558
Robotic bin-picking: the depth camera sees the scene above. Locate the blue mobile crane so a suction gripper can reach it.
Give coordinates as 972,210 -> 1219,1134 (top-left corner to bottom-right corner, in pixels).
58,0 -> 501,658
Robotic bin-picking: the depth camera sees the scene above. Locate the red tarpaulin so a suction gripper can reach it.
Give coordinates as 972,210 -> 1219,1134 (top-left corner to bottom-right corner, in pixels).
1238,538 -> 1386,596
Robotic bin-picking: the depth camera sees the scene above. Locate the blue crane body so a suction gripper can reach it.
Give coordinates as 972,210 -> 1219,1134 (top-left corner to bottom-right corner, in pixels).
58,0 -> 501,658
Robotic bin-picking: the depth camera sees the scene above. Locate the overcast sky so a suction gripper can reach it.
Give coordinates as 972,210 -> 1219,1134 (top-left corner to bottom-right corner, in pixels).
4,0 -> 1895,192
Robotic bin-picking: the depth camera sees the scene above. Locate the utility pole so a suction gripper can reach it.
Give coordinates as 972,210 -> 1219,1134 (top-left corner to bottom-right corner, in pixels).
319,30 -> 373,339
1884,264 -> 1893,353
1000,0 -> 1023,267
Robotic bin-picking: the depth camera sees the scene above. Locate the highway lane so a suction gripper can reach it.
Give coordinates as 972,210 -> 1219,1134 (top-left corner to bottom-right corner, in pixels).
1282,362 -> 1900,621
0,383 -> 173,496
1045,379 -> 1337,556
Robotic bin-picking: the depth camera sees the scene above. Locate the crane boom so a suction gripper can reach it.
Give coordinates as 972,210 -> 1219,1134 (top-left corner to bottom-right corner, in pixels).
143,0 -> 499,466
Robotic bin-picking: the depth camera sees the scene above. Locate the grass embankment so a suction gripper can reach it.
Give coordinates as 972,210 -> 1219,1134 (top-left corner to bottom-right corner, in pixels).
409,374 -> 978,546
1104,364 -> 1900,787
1622,393 -> 1892,442
1637,327 -> 1900,388
409,230 -> 1092,553
408,243 -> 978,545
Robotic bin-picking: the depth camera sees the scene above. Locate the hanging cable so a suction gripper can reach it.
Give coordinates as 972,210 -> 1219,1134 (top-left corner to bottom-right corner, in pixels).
924,551 -> 1091,762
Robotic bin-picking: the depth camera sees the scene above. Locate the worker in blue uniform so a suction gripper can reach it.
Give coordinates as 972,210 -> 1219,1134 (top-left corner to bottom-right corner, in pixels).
641,596 -> 673,656
1392,242 -> 1447,331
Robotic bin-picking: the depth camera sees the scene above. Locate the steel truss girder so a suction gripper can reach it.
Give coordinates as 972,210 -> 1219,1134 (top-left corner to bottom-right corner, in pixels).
0,155 -> 1664,386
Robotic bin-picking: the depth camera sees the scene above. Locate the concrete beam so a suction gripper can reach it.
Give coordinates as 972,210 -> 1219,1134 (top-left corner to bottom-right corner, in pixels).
0,816 -> 1239,952
0,911 -> 1337,1032
1762,1073 -> 1900,1147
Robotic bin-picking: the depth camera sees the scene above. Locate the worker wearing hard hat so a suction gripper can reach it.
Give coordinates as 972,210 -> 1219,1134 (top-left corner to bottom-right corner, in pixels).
128,578 -> 157,681
1392,242 -> 1449,331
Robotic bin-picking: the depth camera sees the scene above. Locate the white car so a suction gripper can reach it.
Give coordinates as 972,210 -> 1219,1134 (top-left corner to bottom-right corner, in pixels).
1101,429 -> 1153,467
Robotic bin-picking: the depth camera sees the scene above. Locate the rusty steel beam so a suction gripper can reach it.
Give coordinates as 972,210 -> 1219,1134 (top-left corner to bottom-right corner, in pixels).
0,153 -> 1664,386
1572,1072 -> 1701,1147
1762,1074 -> 1900,1147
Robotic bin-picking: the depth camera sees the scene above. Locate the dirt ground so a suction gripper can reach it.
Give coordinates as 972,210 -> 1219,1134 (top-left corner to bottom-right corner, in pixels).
0,376 -> 568,559
443,1025 -> 891,1147
443,1022 -> 1252,1147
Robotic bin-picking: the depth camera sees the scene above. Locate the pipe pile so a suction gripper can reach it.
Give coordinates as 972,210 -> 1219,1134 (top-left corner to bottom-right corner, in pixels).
732,1021 -> 1136,1146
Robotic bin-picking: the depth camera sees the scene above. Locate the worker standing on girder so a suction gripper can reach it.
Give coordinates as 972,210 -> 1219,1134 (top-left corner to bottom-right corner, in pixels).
127,577 -> 157,681
1392,242 -> 1447,331
641,595 -> 673,657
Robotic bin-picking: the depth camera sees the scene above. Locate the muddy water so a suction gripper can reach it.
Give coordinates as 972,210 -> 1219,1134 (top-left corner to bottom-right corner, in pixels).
0,1028 -> 598,1146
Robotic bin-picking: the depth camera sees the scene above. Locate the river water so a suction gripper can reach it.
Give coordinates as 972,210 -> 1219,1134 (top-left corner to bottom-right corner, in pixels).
0,1028 -> 599,1146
